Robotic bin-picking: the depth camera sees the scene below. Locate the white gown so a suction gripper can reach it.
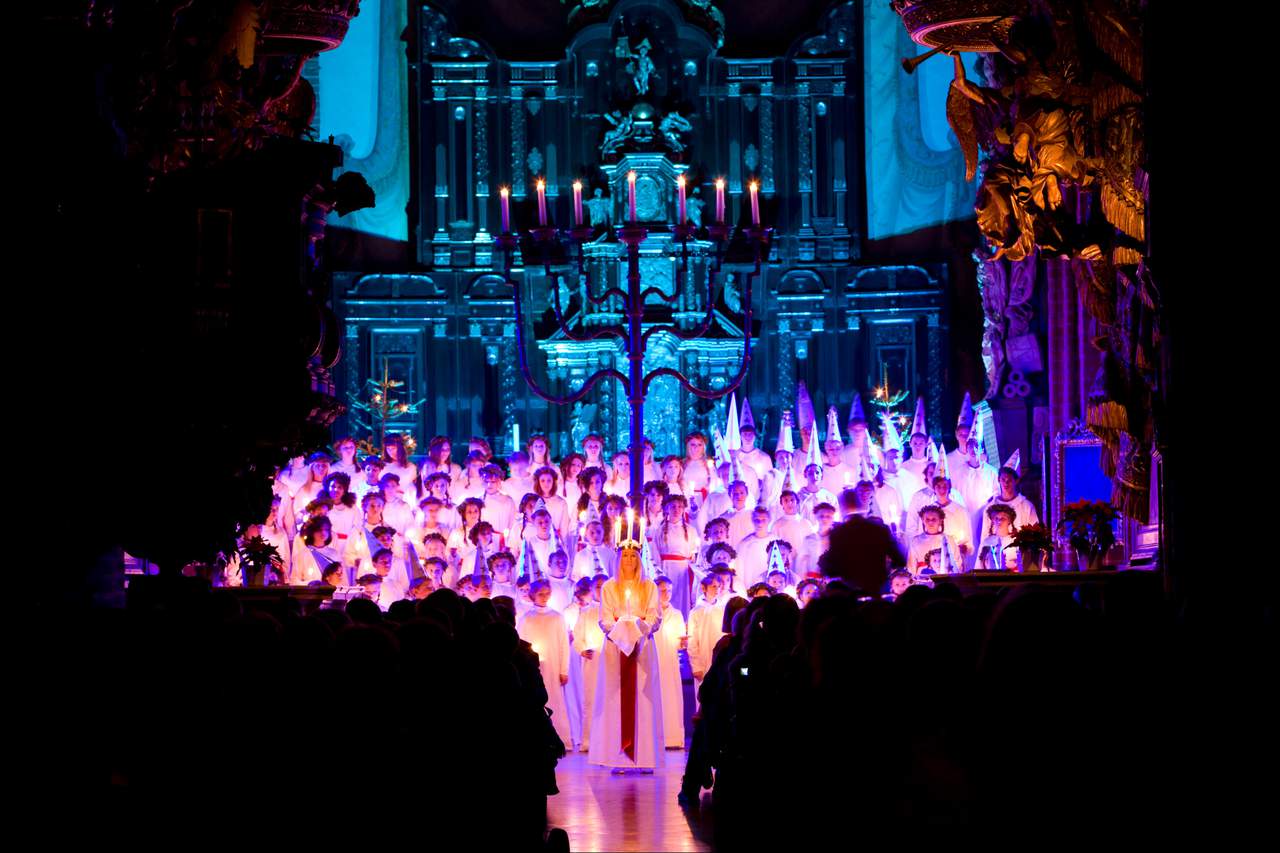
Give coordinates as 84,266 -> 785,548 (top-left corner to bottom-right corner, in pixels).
770,514 -> 814,560
573,544 -> 617,581
563,600 -> 585,748
588,579 -> 665,769
650,521 -> 700,619
653,603 -> 687,748
686,595 -> 726,708
735,533 -> 773,588
573,602 -> 606,751
518,605 -> 572,748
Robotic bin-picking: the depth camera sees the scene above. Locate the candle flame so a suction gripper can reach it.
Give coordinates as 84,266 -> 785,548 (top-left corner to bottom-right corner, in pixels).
500,187 -> 509,198
677,175 -> 686,188
715,178 -> 725,190
627,171 -> 637,182
536,179 -> 545,190
572,180 -> 582,191
749,180 -> 758,191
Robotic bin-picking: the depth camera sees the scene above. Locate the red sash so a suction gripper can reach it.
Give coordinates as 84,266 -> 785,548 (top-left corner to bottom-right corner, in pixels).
620,644 -> 638,762
660,554 -> 689,561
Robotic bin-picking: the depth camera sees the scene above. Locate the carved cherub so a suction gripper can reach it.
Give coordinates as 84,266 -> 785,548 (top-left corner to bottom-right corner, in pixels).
658,110 -> 692,152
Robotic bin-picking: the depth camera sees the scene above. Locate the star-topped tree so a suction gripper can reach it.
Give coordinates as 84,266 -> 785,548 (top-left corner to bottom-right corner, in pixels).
347,358 -> 426,457
868,365 -> 912,447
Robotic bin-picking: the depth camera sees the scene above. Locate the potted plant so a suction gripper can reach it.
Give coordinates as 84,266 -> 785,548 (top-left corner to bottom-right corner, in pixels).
1056,500 -> 1118,571
239,535 -> 284,587
1009,522 -> 1053,572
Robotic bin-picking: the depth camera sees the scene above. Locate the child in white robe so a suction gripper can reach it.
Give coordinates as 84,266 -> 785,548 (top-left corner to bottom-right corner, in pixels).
518,580 -> 572,749
650,495 -> 700,619
769,491 -> 814,557
653,575 -> 687,749
734,507 -> 775,588
906,505 -> 963,577
977,503 -> 1020,570
488,551 -> 520,601
563,578 -> 593,750
572,575 -> 608,751
686,574 -> 726,710
546,550 -> 576,613
573,520 -> 617,581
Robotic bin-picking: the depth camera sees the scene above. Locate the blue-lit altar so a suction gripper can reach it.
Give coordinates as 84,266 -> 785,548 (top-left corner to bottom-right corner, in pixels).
329,0 -> 968,459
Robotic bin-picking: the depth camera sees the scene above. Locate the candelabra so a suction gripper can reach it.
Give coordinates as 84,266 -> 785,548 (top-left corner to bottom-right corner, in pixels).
495,174 -> 771,504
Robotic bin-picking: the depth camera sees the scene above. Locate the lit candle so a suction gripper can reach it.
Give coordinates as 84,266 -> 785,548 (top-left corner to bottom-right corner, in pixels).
749,180 -> 760,226
536,179 -> 547,226
639,516 -> 645,542
627,171 -> 638,223
676,175 -> 687,224
572,180 -> 583,227
499,187 -> 511,233
626,508 -> 634,539
715,178 -> 725,224
614,517 -> 622,543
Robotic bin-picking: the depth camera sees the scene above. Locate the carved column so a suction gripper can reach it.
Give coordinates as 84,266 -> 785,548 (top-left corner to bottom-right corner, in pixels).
760,82 -> 775,195
474,86 -> 489,235
926,312 -> 944,440
509,87 -> 527,198
797,82 -> 813,230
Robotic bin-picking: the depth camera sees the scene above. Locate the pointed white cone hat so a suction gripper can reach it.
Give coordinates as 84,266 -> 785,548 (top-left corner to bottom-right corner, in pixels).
936,442 -> 951,481
767,540 -> 787,580
775,409 -> 795,454
880,412 -> 903,455
847,393 -> 866,428
713,426 -> 729,468
740,397 -> 756,434
927,438 -> 939,464
911,396 -> 927,438
805,423 -> 823,471
726,394 -> 742,452
957,391 -> 974,430
972,410 -> 985,447
866,439 -> 883,472
938,534 -> 952,574
824,406 -> 843,446
1004,449 -> 1021,474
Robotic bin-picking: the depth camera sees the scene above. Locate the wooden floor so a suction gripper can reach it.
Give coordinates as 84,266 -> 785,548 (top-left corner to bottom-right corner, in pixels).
547,750 -> 713,852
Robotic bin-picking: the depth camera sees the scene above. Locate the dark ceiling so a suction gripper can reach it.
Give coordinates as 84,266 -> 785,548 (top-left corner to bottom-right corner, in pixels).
434,0 -> 840,61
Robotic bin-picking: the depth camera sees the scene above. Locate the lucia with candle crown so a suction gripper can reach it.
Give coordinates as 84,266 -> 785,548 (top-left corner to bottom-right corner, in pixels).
589,508 -> 665,772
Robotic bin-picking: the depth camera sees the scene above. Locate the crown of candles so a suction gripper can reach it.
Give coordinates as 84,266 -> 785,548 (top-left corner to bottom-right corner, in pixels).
614,508 -> 646,551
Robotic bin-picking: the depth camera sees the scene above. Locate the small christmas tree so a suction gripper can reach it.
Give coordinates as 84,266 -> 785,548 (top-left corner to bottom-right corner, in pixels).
347,358 -> 426,457
868,366 -> 910,446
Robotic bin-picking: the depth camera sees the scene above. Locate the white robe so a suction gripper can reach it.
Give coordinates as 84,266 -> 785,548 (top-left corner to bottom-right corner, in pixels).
563,600 -> 585,748
686,596 -> 727,705
737,447 -> 774,481
770,514 -> 814,560
978,534 -> 1020,570
874,482 -> 906,542
383,461 -> 419,493
573,544 -> 617,581
480,491 -> 517,535
983,492 -> 1041,532
501,474 -> 535,503
935,499 -> 975,567
518,605 -> 572,749
796,487 -> 838,523
548,575 -> 576,613
573,602 -> 606,750
796,531 -> 831,578
588,579 -> 665,769
819,460 -> 856,496
517,532 -> 562,579
724,507 -> 756,549
382,498 -> 417,537
735,532 -> 774,589
650,521 -> 700,619
906,532 -> 963,576
654,604 -> 687,748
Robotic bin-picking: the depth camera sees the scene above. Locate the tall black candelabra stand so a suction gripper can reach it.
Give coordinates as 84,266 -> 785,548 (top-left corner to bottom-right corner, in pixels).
496,220 -> 771,507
